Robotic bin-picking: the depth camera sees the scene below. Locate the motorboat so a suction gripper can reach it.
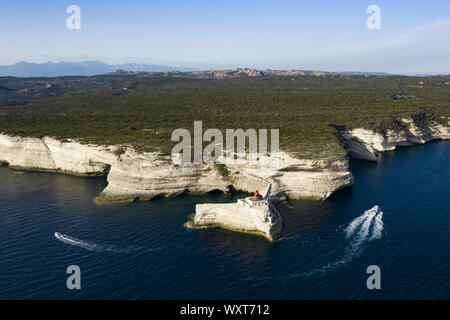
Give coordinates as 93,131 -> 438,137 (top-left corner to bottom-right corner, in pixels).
367,205 -> 380,216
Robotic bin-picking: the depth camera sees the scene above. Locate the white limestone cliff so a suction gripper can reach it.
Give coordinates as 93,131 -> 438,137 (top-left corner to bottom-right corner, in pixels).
89,151 -> 354,202
0,133 -> 353,202
0,134 -> 114,176
0,117 -> 448,203
339,119 -> 450,161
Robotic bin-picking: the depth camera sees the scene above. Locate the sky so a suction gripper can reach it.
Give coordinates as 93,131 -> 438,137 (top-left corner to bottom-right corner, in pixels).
1,0 -> 450,74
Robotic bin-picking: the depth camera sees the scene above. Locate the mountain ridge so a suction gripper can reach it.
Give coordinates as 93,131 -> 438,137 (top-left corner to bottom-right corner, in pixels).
1,61 -> 449,78
0,61 -> 184,77
107,67 -> 392,79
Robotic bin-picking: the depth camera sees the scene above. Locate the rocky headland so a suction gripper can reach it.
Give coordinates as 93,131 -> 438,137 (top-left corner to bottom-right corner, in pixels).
0,118 -> 448,204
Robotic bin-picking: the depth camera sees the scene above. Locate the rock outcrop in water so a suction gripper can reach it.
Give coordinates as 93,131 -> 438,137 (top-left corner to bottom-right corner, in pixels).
186,189 -> 284,241
0,118 -> 448,202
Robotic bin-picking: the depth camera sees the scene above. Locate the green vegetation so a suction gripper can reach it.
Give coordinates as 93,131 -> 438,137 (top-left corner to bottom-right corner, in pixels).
215,163 -> 229,177
113,147 -> 126,157
0,75 -> 448,160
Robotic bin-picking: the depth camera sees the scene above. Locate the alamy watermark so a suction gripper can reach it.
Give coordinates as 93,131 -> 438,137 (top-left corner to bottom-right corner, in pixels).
171,121 -> 280,167
66,265 -> 81,290
366,5 -> 381,30
64,5 -> 379,31
66,5 -> 81,30
366,265 -> 381,290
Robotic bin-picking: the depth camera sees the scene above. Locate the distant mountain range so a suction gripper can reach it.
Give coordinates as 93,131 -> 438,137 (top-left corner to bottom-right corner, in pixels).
0,62 -> 391,78
0,61 -> 448,78
108,67 -> 392,79
0,61 -> 184,77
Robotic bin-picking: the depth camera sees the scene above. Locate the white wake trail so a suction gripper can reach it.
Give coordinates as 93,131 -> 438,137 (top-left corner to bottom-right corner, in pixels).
345,212 -> 369,238
369,211 -> 384,241
349,213 -> 375,251
288,207 -> 384,279
54,232 -> 157,253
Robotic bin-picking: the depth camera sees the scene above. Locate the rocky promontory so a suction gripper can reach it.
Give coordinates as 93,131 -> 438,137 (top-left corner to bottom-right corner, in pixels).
186,189 -> 284,241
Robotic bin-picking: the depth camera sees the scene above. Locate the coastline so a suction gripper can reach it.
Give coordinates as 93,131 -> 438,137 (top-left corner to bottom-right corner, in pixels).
0,117 -> 448,203
2,120 -> 448,300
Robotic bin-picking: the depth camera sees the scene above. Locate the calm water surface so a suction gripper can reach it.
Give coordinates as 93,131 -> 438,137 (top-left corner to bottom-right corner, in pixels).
0,141 -> 449,299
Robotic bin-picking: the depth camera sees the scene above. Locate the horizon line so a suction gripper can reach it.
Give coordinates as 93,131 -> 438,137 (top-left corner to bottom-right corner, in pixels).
0,59 -> 449,77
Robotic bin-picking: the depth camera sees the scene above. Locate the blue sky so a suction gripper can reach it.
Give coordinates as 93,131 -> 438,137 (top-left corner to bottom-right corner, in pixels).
1,0 -> 450,74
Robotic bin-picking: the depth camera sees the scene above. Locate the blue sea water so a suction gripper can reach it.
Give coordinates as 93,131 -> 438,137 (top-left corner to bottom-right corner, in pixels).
0,141 -> 449,299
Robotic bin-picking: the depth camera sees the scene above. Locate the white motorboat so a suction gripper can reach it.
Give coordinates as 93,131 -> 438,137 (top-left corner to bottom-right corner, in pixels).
367,205 -> 380,216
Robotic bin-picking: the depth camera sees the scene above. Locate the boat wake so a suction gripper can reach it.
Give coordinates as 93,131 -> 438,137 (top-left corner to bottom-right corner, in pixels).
54,232 -> 163,253
289,206 -> 384,278
369,211 -> 384,241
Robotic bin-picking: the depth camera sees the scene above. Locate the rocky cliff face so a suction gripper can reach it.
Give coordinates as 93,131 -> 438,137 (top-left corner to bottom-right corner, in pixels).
0,133 -> 353,202
96,149 -> 232,202
339,119 -> 450,161
96,150 -> 353,202
0,134 -> 114,176
1,117 -> 447,202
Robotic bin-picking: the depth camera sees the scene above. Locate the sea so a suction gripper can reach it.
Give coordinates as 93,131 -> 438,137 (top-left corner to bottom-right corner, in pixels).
0,140 -> 449,299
